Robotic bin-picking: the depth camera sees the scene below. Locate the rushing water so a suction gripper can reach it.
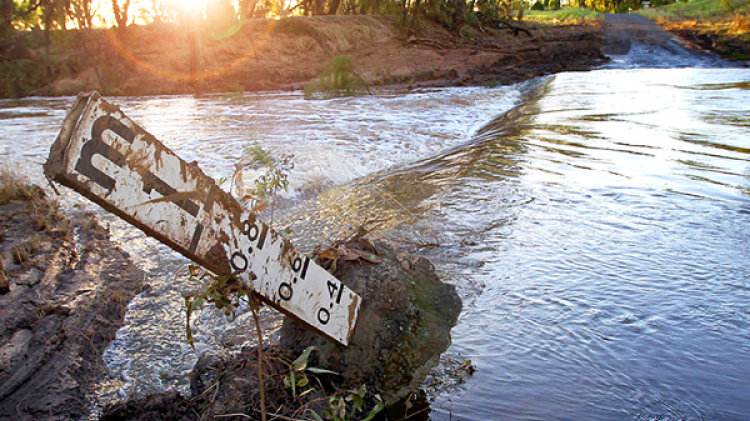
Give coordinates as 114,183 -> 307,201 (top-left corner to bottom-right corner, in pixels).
1,64 -> 749,420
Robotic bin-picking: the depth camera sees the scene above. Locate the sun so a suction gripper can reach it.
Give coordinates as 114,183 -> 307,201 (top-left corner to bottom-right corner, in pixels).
175,0 -> 207,13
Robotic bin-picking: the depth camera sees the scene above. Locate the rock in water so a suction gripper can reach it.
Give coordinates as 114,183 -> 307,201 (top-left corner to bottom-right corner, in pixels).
279,240 -> 462,405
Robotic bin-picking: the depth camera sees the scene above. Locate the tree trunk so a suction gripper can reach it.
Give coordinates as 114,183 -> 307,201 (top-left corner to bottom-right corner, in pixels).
43,0 -> 53,47
84,0 -> 93,28
313,0 -> 325,15
410,0 -> 422,27
326,0 -> 341,15
0,0 -> 13,36
112,0 -> 130,38
241,0 -> 258,18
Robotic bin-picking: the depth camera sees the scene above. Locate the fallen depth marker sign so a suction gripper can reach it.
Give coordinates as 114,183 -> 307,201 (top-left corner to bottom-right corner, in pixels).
45,92 -> 361,346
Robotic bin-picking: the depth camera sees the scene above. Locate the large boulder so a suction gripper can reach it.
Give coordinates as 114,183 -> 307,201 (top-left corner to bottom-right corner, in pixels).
100,239 -> 461,421
279,239 -> 461,405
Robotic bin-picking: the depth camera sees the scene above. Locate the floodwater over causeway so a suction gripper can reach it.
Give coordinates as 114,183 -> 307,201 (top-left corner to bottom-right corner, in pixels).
1,65 -> 749,420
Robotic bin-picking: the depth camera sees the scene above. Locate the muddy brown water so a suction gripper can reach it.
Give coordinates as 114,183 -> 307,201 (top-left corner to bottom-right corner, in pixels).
1,43 -> 749,420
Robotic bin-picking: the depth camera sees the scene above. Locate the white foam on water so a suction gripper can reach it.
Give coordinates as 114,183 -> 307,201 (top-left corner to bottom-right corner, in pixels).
113,87 -> 524,197
1,85 -> 524,399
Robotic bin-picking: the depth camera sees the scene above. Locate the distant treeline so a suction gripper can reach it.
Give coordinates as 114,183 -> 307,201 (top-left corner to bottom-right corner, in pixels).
0,0 -> 658,98
1,0 -> 666,40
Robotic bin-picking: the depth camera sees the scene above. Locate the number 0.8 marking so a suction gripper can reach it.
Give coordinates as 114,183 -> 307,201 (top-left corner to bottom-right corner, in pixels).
279,282 -> 293,301
230,251 -> 248,272
243,220 -> 259,240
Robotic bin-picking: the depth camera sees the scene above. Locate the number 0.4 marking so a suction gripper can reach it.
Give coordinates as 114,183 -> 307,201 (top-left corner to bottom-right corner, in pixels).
318,308 -> 330,325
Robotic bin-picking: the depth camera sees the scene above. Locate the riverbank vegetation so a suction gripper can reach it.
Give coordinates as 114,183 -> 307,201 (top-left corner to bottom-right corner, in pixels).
0,0 -> 610,98
525,9 -> 602,23
638,0 -> 750,60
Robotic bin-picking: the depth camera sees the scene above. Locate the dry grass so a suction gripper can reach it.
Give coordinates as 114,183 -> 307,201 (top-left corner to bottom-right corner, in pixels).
0,166 -> 33,205
0,166 -> 65,232
0,257 -> 8,293
13,234 -> 42,267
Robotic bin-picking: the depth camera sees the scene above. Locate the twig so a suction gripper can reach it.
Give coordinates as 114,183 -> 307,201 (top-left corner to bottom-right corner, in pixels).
255,407 -> 307,421
44,174 -> 61,196
249,294 -> 268,421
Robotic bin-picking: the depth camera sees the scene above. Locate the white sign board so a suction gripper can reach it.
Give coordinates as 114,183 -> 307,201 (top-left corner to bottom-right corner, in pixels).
45,92 -> 361,345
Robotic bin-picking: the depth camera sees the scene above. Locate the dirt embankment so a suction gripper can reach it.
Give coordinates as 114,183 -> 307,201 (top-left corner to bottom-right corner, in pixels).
0,172 -> 146,421
666,23 -> 750,61
1,16 -> 607,98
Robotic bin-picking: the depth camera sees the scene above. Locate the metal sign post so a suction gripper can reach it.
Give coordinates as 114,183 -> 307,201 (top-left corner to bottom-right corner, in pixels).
45,92 -> 361,346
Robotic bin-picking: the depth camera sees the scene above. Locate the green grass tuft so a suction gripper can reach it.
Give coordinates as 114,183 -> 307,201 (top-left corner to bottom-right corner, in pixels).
525,9 -> 603,24
636,0 -> 750,22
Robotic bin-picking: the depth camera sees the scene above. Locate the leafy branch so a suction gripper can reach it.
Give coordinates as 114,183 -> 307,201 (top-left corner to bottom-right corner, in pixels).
181,264 -> 255,348
233,144 -> 294,225
283,346 -> 385,421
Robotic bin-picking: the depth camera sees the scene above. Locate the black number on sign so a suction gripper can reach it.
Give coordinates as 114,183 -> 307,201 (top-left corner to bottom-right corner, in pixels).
292,257 -> 302,272
279,282 -> 293,301
300,257 -> 310,279
243,220 -> 259,240
230,251 -> 248,272
327,281 -> 339,301
336,281 -> 344,304
318,308 -> 330,325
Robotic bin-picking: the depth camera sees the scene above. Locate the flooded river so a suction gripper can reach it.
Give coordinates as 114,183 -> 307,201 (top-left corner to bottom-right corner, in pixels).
2,64 -> 749,419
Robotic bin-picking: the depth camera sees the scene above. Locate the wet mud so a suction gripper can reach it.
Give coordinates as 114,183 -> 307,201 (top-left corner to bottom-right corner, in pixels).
0,184 -> 145,421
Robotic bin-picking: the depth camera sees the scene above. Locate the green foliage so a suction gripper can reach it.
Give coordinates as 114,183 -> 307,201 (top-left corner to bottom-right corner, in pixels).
234,144 -> 294,222
532,1 -> 546,11
525,9 -> 602,23
322,385 -> 384,421
283,346 -> 339,399
182,264 -> 252,348
637,0 -> 750,21
304,55 -> 370,99
0,59 -> 47,98
320,55 -> 357,91
280,346 -> 385,421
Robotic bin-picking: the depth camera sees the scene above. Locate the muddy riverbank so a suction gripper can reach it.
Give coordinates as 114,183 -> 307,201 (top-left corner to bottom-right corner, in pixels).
1,16 -> 607,98
0,171 -> 146,420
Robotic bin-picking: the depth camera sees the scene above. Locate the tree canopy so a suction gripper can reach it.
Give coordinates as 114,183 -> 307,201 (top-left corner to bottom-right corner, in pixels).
1,0 -> 668,39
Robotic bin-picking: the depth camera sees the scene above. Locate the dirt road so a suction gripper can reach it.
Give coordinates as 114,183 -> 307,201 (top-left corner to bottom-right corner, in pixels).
603,13 -> 728,67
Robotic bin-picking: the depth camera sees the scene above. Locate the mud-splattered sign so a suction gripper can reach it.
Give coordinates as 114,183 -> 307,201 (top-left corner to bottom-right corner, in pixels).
44,92 -> 361,346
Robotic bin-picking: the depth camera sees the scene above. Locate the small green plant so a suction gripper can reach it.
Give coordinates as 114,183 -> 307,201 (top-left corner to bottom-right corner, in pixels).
304,56 -> 371,99
283,346 -> 385,421
181,263 -> 271,421
484,79 -> 502,88
233,144 -> 294,224
318,385 -> 384,421
283,345 -> 338,399
181,264 -> 253,348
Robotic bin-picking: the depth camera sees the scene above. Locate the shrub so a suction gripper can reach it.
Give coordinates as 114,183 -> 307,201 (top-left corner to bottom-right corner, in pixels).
304,55 -> 370,99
